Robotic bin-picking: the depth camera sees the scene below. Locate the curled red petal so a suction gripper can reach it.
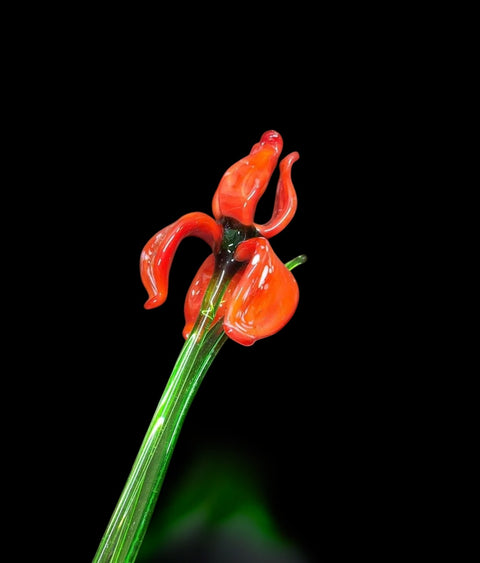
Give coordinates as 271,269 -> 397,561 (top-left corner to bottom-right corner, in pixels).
255,151 -> 299,238
212,130 -> 283,226
223,237 -> 300,346
140,212 -> 222,310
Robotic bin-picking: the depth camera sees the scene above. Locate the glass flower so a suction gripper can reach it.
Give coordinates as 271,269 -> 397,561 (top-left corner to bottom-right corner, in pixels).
140,130 -> 301,346
93,131 -> 306,563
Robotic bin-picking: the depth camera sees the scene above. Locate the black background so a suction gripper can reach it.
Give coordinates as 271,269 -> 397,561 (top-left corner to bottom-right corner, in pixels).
68,112 -> 405,562
11,25 -> 426,562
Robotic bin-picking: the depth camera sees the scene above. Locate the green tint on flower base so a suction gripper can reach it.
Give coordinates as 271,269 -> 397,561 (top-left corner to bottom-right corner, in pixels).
92,131 -> 306,563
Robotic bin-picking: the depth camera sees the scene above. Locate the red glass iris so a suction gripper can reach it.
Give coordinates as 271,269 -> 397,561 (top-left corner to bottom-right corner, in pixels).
140,130 -> 301,346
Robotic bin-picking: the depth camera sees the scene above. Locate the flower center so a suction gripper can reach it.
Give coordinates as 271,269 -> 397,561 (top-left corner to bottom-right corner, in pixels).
217,217 -> 258,273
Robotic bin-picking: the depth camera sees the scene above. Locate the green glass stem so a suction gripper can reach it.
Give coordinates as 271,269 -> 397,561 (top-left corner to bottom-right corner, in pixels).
92,253 -> 306,563
92,317 -> 228,563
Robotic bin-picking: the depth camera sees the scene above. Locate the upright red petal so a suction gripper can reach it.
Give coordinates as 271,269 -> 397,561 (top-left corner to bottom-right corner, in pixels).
255,151 -> 299,238
212,130 -> 283,226
223,237 -> 300,346
140,212 -> 222,310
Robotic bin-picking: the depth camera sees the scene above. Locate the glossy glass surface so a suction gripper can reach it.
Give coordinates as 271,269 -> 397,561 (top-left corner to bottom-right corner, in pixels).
139,130 -> 301,347
93,131 -> 306,562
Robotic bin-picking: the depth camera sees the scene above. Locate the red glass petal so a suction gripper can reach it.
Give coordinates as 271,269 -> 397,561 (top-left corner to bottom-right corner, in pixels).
255,151 -> 299,238
140,212 -> 222,310
212,130 -> 283,226
223,238 -> 300,346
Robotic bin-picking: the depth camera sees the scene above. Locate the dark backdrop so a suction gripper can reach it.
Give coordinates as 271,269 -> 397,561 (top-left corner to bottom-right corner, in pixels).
19,44 -> 415,562
72,115 -> 400,562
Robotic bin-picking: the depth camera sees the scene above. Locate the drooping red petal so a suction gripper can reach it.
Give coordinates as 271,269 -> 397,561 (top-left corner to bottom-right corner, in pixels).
223,237 -> 300,346
255,151 -> 299,238
140,212 -> 222,310
212,130 -> 283,226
